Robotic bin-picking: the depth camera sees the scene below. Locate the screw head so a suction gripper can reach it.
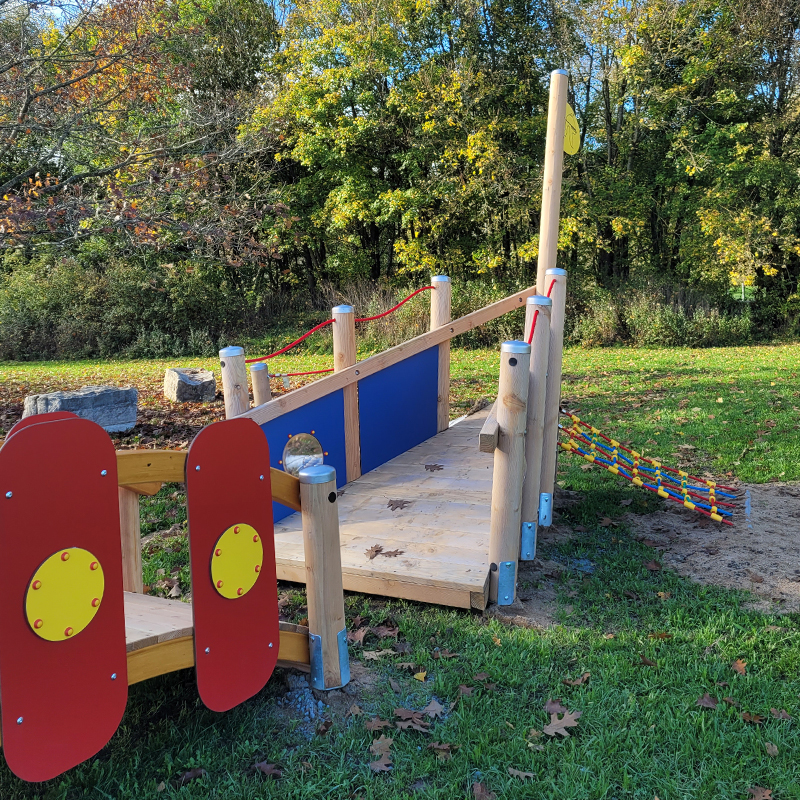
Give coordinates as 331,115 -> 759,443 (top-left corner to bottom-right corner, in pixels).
16,717 -> 22,725
259,474 -> 264,480
268,642 -> 273,648
5,492 -> 11,499
100,469 -> 108,476
111,673 -> 117,680
504,595 -> 509,600
195,465 -> 201,471
205,647 -> 210,654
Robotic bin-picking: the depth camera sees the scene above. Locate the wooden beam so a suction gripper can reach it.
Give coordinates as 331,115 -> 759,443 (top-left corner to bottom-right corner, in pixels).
118,487 -> 143,593
478,402 -> 499,453
241,285 -> 537,426
116,451 -> 301,511
430,276 -> 452,432
333,305 -> 361,482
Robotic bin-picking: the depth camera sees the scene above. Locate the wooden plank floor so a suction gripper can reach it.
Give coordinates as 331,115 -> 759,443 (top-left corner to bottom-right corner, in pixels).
274,408 -> 494,609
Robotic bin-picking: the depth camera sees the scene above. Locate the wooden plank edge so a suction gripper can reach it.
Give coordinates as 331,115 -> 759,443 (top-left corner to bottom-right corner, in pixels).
470,572 -> 491,610
478,401 -> 499,453
126,626 -> 311,686
116,451 -> 301,511
241,285 -> 536,426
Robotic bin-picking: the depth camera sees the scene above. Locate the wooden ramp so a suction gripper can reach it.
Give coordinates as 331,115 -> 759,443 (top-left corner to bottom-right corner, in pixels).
274,408 -> 494,609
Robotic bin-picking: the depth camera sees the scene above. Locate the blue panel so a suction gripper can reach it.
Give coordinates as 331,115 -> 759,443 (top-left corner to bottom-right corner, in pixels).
358,346 -> 439,474
260,390 -> 347,523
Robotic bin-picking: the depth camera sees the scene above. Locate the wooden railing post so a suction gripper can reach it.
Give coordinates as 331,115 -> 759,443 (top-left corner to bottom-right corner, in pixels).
430,275 -> 452,432
520,295 -> 552,560
536,69 -> 569,296
219,346 -> 250,419
250,362 -> 271,408
538,268 -> 567,527
488,341 -> 531,605
332,304 -> 361,482
118,487 -> 143,593
298,464 -> 350,690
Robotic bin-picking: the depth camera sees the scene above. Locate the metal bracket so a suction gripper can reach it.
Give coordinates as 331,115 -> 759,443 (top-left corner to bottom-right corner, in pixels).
309,628 -> 351,691
538,492 -> 553,527
520,521 -> 536,561
497,561 -> 516,605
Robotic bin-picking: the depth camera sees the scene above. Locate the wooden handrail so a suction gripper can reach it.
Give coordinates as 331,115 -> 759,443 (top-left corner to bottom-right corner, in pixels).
116,450 -> 301,511
240,284 -> 537,426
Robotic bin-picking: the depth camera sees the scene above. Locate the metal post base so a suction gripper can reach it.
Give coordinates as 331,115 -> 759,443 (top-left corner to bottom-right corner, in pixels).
538,492 -> 553,527
497,561 -> 516,605
520,521 -> 536,561
309,628 -> 351,690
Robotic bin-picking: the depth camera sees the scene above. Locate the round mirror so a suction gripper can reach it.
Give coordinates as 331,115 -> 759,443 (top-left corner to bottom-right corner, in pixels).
282,433 -> 324,477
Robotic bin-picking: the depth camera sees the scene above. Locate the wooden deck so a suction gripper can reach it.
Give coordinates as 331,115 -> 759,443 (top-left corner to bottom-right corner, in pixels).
274,408 -> 494,609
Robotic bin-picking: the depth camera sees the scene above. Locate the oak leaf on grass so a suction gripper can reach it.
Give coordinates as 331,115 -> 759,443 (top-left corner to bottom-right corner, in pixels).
696,693 -> 718,709
770,708 -> 791,720
508,767 -> 534,779
421,698 -> 445,719
543,710 -> 582,737
369,753 -> 392,773
178,768 -> 207,785
364,717 -> 392,731
644,560 -> 662,571
765,742 -> 779,757
545,699 -> 568,714
369,735 -> 393,756
254,762 -> 282,779
563,672 -> 590,686
731,659 -> 747,675
741,711 -> 765,724
747,788 -> 772,800
472,782 -> 496,800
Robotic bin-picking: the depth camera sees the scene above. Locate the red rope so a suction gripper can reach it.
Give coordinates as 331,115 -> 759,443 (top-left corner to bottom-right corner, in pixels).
245,319 -> 334,364
355,286 -> 434,323
526,309 -> 539,345
546,278 -> 556,297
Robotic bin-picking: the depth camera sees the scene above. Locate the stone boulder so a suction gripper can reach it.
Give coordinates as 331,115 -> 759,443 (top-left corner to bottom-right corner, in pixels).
163,368 -> 216,403
23,386 -> 138,433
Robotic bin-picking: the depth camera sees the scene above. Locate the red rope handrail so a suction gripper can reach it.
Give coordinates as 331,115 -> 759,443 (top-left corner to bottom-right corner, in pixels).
525,278 -> 558,344
244,285 -> 436,364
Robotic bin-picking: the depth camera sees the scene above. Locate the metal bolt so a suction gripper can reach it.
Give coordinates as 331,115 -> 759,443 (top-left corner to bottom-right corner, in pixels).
100,469 -> 108,476
205,647 -> 210,654
16,717 -> 22,725
504,595 -> 509,601
5,492 -> 11,499
195,465 -> 201,471
111,673 -> 117,680
259,475 -> 264,481
268,642 -> 273,648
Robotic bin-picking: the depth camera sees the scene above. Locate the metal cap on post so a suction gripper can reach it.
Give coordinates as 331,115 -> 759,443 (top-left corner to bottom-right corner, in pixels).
298,464 -> 350,690
219,346 -> 249,419
488,340 -> 531,605
539,268 -> 568,527
250,362 -> 271,408
520,295 -> 552,560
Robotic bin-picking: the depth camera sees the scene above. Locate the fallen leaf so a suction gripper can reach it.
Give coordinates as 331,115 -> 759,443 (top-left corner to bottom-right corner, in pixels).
365,717 -> 392,731
395,719 -> 431,732
491,635 -> 502,647
644,560 -> 662,571
156,781 -> 166,792
381,549 -> 404,557
369,753 -> 392,773
545,699 -> 568,714
316,719 -> 332,735
747,787 -> 772,800
366,544 -> 384,560
770,708 -> 792,720
371,625 -> 399,639
599,517 -> 613,527
722,697 -> 740,707
696,693 -> 718,709
563,672 -> 590,687
397,662 -> 416,671
473,672 -> 490,682
413,671 -> 427,682
543,710 -> 582,737
363,649 -> 395,661
657,591 -> 671,600
637,654 -> 657,667
369,734 -> 394,756
458,684 -> 474,697
765,742 -> 779,757
387,499 -> 411,511
254,762 -> 282,779
178,768 -> 207,786
472,782 -> 496,800
348,628 -> 367,645
348,704 -> 364,717
580,463 -> 593,471
389,678 -> 401,693
507,767 -> 534,779
301,761 -> 312,771
649,632 -> 672,640
747,571 -> 765,583
620,499 -> 633,507
393,641 -> 412,654
731,659 -> 747,675
432,648 -> 459,659
741,712 -> 765,724
421,698 -> 445,719
424,464 -> 444,472
427,742 -> 456,761
603,633 -> 615,640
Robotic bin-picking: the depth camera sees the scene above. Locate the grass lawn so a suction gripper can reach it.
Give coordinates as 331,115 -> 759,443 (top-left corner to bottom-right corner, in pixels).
0,344 -> 798,799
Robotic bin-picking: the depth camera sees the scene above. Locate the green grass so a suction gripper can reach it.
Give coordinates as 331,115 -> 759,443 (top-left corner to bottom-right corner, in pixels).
0,344 -> 798,799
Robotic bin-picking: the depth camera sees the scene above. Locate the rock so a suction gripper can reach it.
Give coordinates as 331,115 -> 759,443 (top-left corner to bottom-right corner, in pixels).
163,368 -> 216,403
23,386 -> 138,433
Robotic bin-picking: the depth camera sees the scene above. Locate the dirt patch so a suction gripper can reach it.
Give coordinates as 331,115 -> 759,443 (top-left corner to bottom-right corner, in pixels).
626,482 -> 800,613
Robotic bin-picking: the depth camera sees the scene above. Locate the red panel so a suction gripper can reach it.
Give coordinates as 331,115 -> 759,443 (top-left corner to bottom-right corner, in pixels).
0,419 -> 128,782
6,411 -> 79,440
186,418 -> 279,712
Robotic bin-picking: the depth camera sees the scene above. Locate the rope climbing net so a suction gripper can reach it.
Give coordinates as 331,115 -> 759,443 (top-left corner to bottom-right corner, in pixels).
558,410 -> 740,526
244,286 -> 435,379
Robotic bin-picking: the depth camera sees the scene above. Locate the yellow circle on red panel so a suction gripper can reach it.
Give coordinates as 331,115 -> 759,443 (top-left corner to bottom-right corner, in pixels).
25,548 -> 105,641
210,524 -> 263,599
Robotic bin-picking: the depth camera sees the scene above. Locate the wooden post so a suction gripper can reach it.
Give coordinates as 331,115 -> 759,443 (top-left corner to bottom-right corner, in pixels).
430,275 -> 452,432
298,464 -> 349,690
488,341 -> 531,605
536,69 -> 569,295
118,487 -> 143,593
332,304 -> 361,482
250,362 -> 271,408
538,268 -> 567,527
219,346 -> 250,419
520,295 -> 552,560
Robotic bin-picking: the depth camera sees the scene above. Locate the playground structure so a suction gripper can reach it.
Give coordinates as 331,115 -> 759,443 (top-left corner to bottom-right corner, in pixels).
0,70 -> 739,784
